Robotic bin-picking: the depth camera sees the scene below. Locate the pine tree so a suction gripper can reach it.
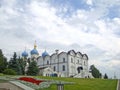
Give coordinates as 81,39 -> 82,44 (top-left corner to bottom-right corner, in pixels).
0,49 -> 8,73
104,73 -> 108,79
8,52 -> 17,73
27,60 -> 39,76
18,57 -> 26,75
8,52 -> 22,75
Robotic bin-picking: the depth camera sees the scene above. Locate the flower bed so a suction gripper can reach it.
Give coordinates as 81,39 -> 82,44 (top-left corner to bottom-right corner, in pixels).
18,77 -> 44,85
0,76 -> 74,89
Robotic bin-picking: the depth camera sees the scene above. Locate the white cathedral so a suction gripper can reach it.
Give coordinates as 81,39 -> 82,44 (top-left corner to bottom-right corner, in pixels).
22,42 -> 93,78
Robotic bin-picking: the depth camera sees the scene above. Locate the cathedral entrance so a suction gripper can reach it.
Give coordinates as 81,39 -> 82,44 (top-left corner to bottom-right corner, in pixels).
51,73 -> 58,77
77,67 -> 83,73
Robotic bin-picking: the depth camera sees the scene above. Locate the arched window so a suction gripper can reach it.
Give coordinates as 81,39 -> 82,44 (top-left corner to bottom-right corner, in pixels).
47,60 -> 49,65
62,65 -> 65,71
77,60 -> 79,63
63,58 -> 65,62
71,58 -> 73,63
53,66 -> 56,71
84,61 -> 85,65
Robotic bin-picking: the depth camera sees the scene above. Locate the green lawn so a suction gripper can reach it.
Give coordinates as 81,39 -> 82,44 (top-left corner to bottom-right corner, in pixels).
0,75 -> 117,90
36,76 -> 117,90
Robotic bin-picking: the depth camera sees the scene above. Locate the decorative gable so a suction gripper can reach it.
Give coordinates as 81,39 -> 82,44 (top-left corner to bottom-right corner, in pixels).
68,50 -> 76,56
82,54 -> 88,60
76,52 -> 82,58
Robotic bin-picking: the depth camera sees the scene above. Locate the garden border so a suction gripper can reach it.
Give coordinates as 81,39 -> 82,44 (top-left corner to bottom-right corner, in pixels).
10,81 -> 34,90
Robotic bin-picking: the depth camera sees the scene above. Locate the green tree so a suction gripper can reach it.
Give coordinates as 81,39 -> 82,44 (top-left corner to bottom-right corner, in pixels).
90,65 -> 101,78
18,57 -> 26,75
0,49 -> 8,73
8,52 -> 22,75
104,73 -> 108,79
27,60 -> 39,76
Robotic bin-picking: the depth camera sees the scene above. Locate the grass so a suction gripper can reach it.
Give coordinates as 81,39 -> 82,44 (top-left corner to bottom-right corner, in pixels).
35,76 -> 117,90
0,75 -> 117,90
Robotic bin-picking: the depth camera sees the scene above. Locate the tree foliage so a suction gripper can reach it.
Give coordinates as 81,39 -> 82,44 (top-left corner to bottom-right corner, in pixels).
27,60 -> 39,76
0,49 -> 8,73
104,73 -> 108,79
90,65 -> 101,78
8,52 -> 22,75
18,57 -> 26,75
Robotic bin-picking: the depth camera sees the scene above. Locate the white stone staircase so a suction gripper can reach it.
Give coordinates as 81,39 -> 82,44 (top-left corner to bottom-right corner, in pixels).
73,73 -> 83,78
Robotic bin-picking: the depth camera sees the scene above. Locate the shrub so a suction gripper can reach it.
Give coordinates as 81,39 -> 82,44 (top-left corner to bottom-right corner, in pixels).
3,69 -> 16,75
0,73 -> 4,76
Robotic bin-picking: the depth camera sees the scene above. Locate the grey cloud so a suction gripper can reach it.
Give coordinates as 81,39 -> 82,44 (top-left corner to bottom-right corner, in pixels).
0,0 -> 120,78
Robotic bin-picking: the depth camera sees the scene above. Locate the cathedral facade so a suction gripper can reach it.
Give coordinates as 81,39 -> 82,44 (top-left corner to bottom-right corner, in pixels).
22,42 -> 92,78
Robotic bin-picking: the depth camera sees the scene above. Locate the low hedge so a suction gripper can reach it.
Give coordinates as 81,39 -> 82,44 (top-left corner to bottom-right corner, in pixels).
3,69 -> 16,75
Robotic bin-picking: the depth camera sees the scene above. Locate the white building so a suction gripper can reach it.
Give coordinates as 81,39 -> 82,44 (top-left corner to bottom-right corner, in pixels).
22,42 -> 92,78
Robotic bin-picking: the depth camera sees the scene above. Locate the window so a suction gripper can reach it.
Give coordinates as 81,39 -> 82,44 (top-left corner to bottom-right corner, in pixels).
63,58 -> 65,62
47,60 -> 49,65
71,58 -> 73,63
46,74 -> 50,76
84,61 -> 85,65
54,59 -> 55,63
62,65 -> 65,71
53,66 -> 56,71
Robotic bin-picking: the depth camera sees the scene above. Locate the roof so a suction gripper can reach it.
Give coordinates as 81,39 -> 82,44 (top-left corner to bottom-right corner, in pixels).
30,49 -> 39,55
22,51 -> 28,57
42,50 -> 49,57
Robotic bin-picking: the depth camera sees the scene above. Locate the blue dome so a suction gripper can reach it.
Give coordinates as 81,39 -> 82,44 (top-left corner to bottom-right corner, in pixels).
42,51 -> 49,57
31,49 -> 39,55
22,51 -> 28,57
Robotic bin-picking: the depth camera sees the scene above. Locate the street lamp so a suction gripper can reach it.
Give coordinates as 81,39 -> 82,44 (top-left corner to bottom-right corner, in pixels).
57,82 -> 64,90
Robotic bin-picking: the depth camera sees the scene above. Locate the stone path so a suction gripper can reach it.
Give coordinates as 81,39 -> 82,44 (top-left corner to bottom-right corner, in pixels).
0,81 -> 34,90
117,79 -> 120,90
0,82 -> 23,90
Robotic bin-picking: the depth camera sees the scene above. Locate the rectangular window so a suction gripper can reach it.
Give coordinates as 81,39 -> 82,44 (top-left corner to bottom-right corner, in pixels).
54,59 -> 55,63
62,65 -> 65,71
63,58 -> 65,62
53,66 -> 56,71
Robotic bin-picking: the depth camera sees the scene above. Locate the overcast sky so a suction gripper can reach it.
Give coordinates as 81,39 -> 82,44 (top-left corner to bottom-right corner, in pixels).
0,0 -> 120,78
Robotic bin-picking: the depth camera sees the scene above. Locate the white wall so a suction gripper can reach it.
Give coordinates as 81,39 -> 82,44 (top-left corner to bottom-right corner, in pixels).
58,52 -> 68,77
37,50 -> 89,78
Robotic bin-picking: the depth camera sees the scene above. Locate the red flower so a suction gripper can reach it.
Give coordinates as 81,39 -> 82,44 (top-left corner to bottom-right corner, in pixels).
18,77 -> 44,85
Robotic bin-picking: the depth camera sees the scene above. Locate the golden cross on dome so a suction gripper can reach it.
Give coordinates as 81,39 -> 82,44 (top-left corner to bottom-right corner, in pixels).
34,40 -> 37,49
25,47 -> 26,51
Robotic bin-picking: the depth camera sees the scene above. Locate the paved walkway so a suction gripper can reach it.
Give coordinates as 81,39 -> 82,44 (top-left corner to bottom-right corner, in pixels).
10,81 -> 34,90
0,82 -> 23,90
117,79 -> 120,90
0,81 -> 34,90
